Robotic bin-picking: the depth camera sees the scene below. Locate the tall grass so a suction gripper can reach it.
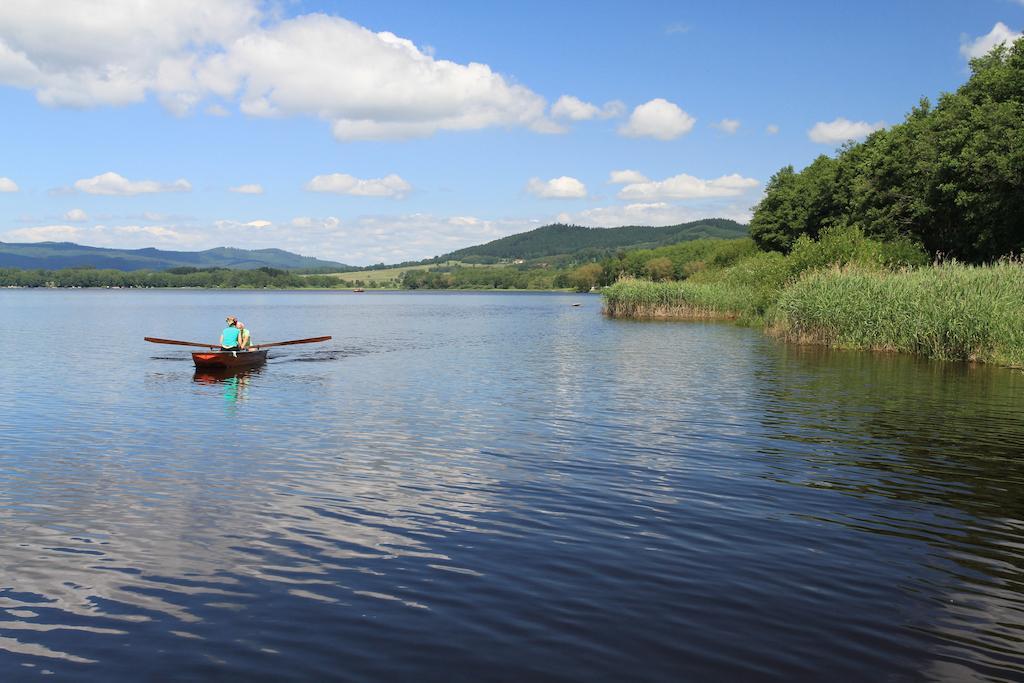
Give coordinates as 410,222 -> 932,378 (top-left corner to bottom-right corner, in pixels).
603,226 -> 1024,367
603,278 -> 745,320
771,261 -> 1024,366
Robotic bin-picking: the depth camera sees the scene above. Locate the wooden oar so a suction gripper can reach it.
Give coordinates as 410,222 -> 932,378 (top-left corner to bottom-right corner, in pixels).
145,337 -> 219,349
252,336 -> 331,350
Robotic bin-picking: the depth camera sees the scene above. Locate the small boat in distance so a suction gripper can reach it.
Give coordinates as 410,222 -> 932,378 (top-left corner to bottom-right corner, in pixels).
353,288 -> 365,292
145,336 -> 331,369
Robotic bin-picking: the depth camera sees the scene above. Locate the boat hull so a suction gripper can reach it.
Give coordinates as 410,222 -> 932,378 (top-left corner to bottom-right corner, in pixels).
191,349 -> 268,369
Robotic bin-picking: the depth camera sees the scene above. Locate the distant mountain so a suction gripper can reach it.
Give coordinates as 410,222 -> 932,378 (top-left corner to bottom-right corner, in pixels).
438,219 -> 748,264
0,242 -> 349,271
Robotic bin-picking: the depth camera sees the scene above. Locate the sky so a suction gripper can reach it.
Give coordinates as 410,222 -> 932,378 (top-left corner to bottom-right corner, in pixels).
0,0 -> 1021,266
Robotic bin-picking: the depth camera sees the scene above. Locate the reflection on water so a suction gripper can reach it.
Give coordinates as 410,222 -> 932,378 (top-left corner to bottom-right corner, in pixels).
194,366 -> 260,404
0,290 -> 1022,680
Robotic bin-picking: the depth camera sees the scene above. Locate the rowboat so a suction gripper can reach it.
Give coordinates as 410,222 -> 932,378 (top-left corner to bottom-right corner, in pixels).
191,349 -> 268,369
145,335 -> 331,369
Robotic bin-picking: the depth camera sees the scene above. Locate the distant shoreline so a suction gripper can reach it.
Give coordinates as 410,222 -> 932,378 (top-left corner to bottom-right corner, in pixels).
2,285 -> 581,293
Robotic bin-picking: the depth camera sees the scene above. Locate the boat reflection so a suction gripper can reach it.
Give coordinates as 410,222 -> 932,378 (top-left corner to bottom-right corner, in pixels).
193,365 -> 263,403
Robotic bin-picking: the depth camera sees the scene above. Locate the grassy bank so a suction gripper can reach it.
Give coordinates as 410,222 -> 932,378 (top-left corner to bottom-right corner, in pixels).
603,227 -> 1024,367
771,262 -> 1024,366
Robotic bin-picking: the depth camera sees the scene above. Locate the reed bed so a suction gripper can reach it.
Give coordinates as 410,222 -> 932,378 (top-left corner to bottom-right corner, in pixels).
770,261 -> 1024,366
603,229 -> 1024,367
603,279 -> 743,320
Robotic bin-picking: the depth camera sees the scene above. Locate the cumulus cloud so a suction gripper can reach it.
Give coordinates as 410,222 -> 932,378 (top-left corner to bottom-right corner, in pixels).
766,124 -> 780,135
305,173 -> 411,198
526,176 -> 588,199
4,224 -> 82,242
551,95 -> 625,120
0,176 -> 18,192
108,225 -> 191,242
0,0 -> 259,108
64,208 -> 88,221
961,22 -> 1022,60
617,173 -> 759,200
215,218 -> 272,229
808,117 -> 885,144
73,172 -> 191,196
712,118 -> 740,134
229,183 -> 263,194
608,169 -> 649,184
0,2 -> 556,140
209,14 -> 554,140
618,98 -> 695,140
208,213 -> 537,264
561,201 -> 753,228
0,222 -> 195,247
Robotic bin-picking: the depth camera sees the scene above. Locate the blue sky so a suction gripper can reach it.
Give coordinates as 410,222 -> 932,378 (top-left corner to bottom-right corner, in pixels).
0,0 -> 1021,265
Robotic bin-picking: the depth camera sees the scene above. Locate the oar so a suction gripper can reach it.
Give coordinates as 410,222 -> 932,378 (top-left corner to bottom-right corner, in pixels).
252,336 -> 332,350
145,337 -> 219,349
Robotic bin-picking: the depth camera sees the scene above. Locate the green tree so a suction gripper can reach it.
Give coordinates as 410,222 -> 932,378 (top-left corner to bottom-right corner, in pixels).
645,256 -> 674,281
569,263 -> 603,292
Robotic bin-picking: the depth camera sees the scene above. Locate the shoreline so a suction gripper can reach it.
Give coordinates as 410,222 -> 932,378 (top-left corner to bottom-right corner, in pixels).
2,285 -> 581,293
602,261 -> 1024,369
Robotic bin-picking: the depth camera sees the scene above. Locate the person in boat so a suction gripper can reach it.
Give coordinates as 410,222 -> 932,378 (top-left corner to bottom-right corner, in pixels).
220,316 -> 241,351
237,321 -> 252,350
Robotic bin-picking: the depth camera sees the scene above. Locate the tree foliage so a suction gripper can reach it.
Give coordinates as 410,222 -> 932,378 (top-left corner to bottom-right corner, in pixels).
750,38 -> 1024,262
0,267 -> 351,289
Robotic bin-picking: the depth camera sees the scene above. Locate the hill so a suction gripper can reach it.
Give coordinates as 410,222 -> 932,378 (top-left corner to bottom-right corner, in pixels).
439,219 -> 747,264
0,242 -> 349,271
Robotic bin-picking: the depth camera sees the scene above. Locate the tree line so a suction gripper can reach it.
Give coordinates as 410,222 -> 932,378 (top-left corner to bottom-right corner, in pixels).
0,266 -> 350,289
750,38 -> 1024,262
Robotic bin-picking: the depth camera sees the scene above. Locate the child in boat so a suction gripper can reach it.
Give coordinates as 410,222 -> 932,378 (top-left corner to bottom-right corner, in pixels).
237,321 -> 252,350
220,316 -> 241,350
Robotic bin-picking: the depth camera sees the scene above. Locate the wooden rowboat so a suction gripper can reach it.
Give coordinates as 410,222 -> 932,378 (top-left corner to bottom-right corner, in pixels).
145,335 -> 331,370
191,349 -> 268,369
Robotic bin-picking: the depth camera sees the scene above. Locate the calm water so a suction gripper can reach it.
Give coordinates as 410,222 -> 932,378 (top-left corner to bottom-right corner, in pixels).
1,290 -> 1023,681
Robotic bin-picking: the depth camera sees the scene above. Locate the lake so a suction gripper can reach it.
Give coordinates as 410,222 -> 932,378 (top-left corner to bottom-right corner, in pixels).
1,289 -> 1023,681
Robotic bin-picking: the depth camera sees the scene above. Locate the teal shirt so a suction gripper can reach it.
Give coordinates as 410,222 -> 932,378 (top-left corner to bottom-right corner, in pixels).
222,326 -> 241,347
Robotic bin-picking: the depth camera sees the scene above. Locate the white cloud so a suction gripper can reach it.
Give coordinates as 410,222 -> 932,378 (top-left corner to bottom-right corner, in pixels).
766,124 -> 780,135
608,169 -> 649,184
526,176 -> 588,199
205,103 -> 230,116
64,208 -> 88,221
0,176 -> 18,192
551,95 -> 625,121
618,98 -> 695,140
73,172 -> 191,196
961,22 -> 1022,60
4,224 -> 82,242
209,213 -> 536,264
229,183 -> 263,194
0,0 -> 259,108
0,222 -> 195,247
108,224 -> 191,242
0,3 -> 556,140
305,173 -> 411,198
562,201 -> 753,228
214,218 -> 272,229
808,117 -> 885,144
712,118 -> 740,134
290,216 -> 342,231
206,14 -> 552,140
617,173 -> 759,200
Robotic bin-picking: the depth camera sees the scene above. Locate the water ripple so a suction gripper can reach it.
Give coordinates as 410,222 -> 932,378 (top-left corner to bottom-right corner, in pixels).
0,291 -> 1022,680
